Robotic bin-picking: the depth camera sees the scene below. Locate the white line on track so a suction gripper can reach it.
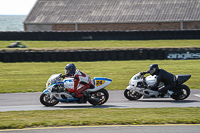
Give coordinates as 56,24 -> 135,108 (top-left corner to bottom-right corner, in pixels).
194,94 -> 200,98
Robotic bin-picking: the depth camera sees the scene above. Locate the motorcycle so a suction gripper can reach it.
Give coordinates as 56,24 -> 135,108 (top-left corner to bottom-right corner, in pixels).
124,72 -> 191,100
40,74 -> 112,106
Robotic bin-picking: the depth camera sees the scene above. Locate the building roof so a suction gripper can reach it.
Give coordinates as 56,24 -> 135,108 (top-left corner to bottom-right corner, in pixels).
24,0 -> 200,24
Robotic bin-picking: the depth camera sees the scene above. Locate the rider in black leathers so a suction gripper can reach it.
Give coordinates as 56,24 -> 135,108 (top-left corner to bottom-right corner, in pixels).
141,64 -> 176,97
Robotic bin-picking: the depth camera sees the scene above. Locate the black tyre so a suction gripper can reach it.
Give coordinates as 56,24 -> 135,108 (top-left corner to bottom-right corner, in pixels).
88,89 -> 109,105
171,84 -> 190,100
124,89 -> 143,100
40,93 -> 59,106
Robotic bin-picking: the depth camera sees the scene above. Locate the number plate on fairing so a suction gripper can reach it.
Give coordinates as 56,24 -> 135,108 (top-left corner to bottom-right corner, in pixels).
96,80 -> 105,86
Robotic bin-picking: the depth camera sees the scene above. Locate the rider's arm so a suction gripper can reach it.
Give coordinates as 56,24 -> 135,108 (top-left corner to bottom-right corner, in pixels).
140,70 -> 150,75
60,74 -> 73,79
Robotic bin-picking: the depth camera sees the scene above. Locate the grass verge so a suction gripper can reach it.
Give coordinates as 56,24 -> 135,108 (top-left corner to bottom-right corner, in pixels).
0,60 -> 199,93
0,107 -> 199,129
0,40 -> 200,50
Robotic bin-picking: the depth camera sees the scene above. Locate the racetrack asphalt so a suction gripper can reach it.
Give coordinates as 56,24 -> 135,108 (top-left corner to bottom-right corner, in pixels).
0,90 -> 200,112
1,125 -> 200,133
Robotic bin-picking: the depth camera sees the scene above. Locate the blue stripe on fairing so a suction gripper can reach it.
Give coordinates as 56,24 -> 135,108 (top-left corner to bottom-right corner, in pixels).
106,78 -> 112,82
64,79 -> 73,82
58,98 -> 78,102
58,99 -> 67,102
95,78 -> 112,82
43,90 -> 49,94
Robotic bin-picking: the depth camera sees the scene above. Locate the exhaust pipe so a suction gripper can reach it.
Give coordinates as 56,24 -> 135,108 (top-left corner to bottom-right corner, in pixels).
88,98 -> 101,104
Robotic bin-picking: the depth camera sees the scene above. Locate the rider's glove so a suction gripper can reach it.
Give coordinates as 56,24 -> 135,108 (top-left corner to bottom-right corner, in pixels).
140,71 -> 150,75
140,71 -> 146,75
59,73 -> 66,79
61,75 -> 66,78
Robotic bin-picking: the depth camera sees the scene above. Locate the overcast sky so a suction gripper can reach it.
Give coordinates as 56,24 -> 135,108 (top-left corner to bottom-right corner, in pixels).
0,0 -> 37,15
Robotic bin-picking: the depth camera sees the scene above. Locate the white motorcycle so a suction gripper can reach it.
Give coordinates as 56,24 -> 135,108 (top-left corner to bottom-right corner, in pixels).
124,72 -> 191,100
40,74 -> 112,106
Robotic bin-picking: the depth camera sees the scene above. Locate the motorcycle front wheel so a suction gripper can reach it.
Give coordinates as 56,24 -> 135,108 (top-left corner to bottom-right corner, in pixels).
88,88 -> 109,105
124,89 -> 143,100
40,93 -> 59,106
171,84 -> 190,100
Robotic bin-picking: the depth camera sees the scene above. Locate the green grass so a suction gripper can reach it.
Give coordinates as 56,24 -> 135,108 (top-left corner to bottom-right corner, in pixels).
0,108 -> 199,129
0,40 -> 199,129
0,60 -> 199,93
0,40 -> 200,50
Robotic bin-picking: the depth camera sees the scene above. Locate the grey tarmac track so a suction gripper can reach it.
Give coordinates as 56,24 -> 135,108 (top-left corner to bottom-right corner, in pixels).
1,125 -> 200,133
0,90 -> 200,112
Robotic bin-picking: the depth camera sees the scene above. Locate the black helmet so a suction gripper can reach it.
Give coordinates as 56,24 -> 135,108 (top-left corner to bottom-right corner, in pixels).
65,63 -> 76,76
149,64 -> 159,75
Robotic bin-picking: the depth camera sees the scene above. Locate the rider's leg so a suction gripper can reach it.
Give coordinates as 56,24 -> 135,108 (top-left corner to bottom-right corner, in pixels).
158,85 -> 172,97
74,83 -> 91,97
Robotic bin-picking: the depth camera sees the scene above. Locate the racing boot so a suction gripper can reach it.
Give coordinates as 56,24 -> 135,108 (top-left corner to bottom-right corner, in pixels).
168,90 -> 174,95
163,90 -> 174,98
158,93 -> 164,98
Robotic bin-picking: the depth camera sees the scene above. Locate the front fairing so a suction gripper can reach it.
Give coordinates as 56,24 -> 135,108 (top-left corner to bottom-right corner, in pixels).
129,73 -> 143,86
46,74 -> 63,88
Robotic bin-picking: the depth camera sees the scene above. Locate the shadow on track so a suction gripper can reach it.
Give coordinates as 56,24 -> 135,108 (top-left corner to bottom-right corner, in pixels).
135,100 -> 199,103
45,105 -> 120,109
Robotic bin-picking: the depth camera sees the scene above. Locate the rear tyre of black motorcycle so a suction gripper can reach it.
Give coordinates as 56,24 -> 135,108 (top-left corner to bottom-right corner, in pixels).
40,93 -> 59,106
124,89 -> 143,100
88,88 -> 109,105
171,84 -> 190,100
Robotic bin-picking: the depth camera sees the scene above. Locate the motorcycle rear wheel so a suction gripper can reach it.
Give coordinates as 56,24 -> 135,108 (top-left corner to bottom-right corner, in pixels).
124,89 -> 143,100
40,93 -> 59,106
88,88 -> 109,105
171,84 -> 190,100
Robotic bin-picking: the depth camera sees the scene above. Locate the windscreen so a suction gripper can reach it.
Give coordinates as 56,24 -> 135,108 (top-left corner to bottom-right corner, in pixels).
46,74 -> 62,87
